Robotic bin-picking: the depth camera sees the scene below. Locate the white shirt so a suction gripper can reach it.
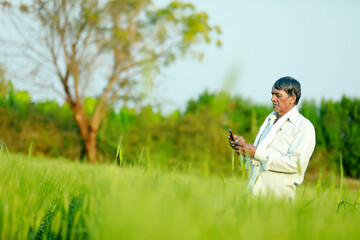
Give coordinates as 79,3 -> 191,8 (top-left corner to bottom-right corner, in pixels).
247,106 -> 316,200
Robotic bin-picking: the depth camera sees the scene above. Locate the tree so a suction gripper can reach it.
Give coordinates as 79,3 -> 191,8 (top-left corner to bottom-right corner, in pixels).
0,64 -> 9,100
1,0 -> 220,163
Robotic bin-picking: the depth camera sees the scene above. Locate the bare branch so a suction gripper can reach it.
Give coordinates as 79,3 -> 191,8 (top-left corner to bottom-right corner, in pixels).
32,80 -> 67,101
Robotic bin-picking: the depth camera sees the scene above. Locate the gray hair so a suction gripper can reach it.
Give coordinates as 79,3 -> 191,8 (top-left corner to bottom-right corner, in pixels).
273,76 -> 301,105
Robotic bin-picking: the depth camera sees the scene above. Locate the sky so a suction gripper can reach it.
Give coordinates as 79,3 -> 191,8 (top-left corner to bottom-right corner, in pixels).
1,0 -> 360,114
151,0 -> 360,113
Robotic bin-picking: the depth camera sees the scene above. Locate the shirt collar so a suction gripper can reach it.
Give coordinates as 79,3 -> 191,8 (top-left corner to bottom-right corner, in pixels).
268,106 -> 299,124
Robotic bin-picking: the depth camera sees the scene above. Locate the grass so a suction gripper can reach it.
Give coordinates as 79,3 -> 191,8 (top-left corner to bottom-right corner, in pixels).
0,153 -> 359,240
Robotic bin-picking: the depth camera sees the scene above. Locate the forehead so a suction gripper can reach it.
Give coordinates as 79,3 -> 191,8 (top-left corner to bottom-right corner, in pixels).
271,87 -> 287,95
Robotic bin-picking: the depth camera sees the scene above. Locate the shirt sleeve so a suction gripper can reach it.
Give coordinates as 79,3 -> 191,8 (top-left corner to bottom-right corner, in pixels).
253,120 -> 316,174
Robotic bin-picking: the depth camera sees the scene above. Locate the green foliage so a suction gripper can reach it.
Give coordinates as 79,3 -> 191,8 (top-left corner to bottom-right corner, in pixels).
84,97 -> 98,117
1,82 -> 360,177
301,96 -> 360,177
0,92 -> 80,159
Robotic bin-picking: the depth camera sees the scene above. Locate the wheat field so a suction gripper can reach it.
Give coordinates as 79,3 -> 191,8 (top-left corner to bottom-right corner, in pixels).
0,153 -> 359,240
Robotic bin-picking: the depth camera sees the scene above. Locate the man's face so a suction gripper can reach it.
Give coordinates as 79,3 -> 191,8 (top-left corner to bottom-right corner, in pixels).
271,87 -> 296,117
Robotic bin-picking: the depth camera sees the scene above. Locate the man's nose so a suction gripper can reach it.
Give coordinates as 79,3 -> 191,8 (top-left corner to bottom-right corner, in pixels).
271,95 -> 276,102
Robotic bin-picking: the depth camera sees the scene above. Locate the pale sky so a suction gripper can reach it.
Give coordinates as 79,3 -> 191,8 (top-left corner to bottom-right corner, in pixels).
1,0 -> 360,113
152,0 -> 360,112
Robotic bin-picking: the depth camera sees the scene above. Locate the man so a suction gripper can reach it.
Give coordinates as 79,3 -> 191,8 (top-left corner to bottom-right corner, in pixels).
229,76 -> 316,200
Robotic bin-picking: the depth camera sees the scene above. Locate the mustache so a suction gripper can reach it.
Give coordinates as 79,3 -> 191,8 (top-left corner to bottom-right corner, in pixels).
273,103 -> 280,106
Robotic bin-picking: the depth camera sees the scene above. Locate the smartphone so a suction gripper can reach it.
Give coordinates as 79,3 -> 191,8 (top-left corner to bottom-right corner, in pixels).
229,129 -> 235,141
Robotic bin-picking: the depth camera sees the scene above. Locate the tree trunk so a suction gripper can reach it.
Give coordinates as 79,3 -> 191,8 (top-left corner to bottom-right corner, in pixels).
84,129 -> 97,164
72,105 -> 98,164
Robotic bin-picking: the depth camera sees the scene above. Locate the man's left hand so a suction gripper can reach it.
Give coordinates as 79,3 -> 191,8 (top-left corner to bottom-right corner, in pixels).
232,142 -> 257,158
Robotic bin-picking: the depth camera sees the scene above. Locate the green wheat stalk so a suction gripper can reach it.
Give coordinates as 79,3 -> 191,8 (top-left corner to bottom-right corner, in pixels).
219,171 -> 225,187
167,171 -> 175,182
357,182 -> 360,204
240,154 -> 245,179
146,146 -> 150,168
297,158 -> 302,175
28,139 -> 35,163
337,153 -> 344,204
329,174 -> 335,198
5,143 -> 9,160
116,136 -> 123,166
0,143 -> 3,158
138,146 -> 145,166
231,150 -> 235,176
0,142 -> 10,160
203,161 -> 209,179
316,169 -> 323,199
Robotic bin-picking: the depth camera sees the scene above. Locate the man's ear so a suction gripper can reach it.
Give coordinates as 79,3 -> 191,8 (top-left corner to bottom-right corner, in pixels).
290,95 -> 296,105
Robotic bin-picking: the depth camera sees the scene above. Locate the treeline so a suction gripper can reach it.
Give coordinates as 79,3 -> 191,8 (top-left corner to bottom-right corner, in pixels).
1,84 -> 360,177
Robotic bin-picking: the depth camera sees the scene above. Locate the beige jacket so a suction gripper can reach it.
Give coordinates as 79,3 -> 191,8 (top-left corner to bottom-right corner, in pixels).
247,106 -> 316,200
